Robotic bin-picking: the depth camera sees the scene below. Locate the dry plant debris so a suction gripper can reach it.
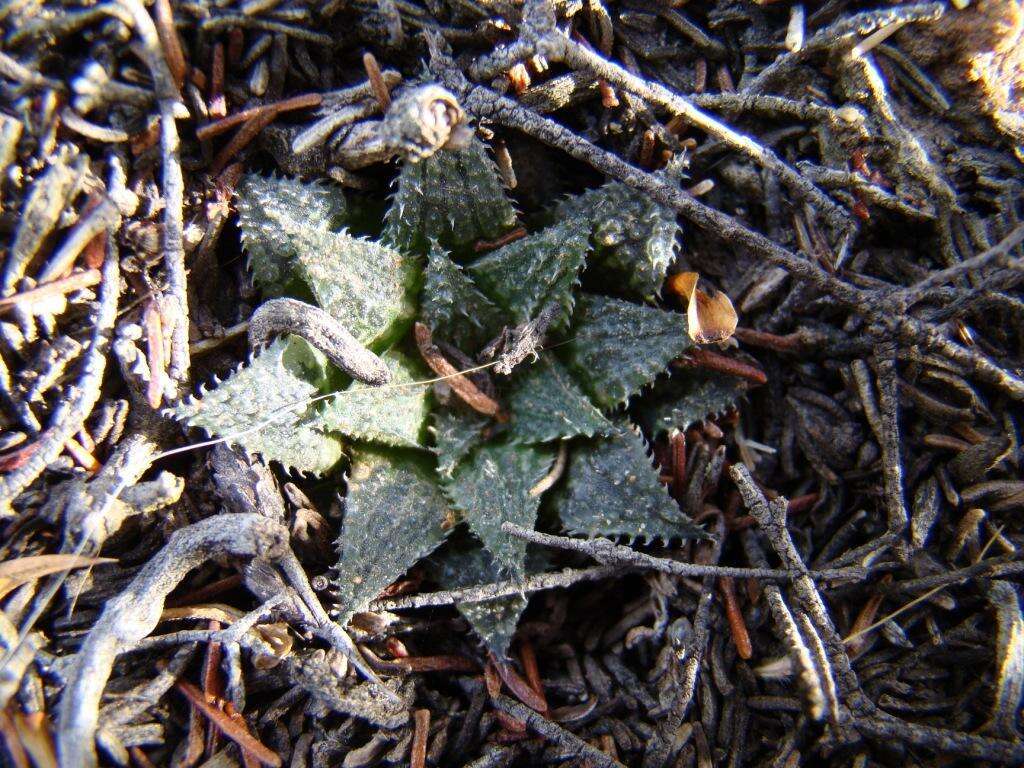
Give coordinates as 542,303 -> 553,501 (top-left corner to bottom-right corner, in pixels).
0,0 -> 1023,766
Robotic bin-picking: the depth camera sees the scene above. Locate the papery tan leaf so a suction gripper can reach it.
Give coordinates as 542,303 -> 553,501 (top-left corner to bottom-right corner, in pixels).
667,271 -> 738,345
0,555 -> 116,600
159,603 -> 246,625
11,712 -> 57,768
253,623 -> 293,669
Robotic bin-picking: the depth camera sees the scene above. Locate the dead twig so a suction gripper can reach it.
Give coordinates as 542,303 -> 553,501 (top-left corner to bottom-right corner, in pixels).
248,298 -> 391,385
57,514 -> 291,768
0,245 -> 119,512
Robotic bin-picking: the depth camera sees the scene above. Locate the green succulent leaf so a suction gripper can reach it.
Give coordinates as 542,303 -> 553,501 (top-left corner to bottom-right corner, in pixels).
507,354 -> 613,444
467,219 -> 589,327
172,336 -> 343,475
383,138 -> 518,256
319,350 -> 431,448
420,243 -> 504,351
237,174 -> 346,295
556,180 -> 678,300
639,370 -> 748,435
442,441 -> 555,580
334,446 -> 453,616
236,173 -> 418,349
431,405 -> 494,477
298,229 -> 419,349
560,294 -> 690,409
556,424 -> 706,542
431,545 -> 548,659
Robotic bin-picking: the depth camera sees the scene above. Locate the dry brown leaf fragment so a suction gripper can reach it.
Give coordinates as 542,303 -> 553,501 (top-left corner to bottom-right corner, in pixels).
667,271 -> 738,344
159,603 -> 245,625
0,555 -> 116,600
10,711 -> 57,768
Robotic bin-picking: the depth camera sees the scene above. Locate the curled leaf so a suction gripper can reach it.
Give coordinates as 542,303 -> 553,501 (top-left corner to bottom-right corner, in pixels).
0,554 -> 115,600
668,272 -> 737,345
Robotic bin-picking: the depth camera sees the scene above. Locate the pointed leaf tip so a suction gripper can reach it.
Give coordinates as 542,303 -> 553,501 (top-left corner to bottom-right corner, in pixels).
556,424 -> 706,542
560,294 -> 690,409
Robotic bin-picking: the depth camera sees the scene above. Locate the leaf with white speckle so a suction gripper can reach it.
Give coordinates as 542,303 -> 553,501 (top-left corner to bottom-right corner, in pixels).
559,294 -> 690,409
319,350 -> 431,448
442,441 -> 555,579
334,446 -> 452,617
383,138 -> 518,256
467,219 -> 589,327
556,424 -> 706,542
172,336 -> 343,475
507,354 -> 612,444
638,370 -> 747,435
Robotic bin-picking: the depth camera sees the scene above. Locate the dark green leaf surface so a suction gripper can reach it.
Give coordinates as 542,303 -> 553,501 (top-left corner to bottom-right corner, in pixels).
420,244 -> 504,351
431,405 -> 493,478
237,174 -> 346,294
557,425 -> 706,542
507,354 -> 612,444
383,139 -> 518,256
172,336 -> 343,475
639,370 -> 747,435
334,447 -> 452,616
298,229 -> 419,349
556,180 -> 678,300
467,219 -> 589,327
319,350 -> 431,448
432,545 -> 550,658
442,441 -> 555,579
560,294 -> 690,409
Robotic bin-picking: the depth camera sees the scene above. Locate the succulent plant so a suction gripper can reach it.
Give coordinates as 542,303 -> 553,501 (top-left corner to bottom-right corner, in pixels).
174,137 -> 747,657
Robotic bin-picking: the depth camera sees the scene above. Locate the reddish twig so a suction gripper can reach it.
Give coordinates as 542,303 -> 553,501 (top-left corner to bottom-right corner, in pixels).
718,576 -> 753,660
196,93 -> 322,141
676,348 -> 767,385
175,680 -> 281,767
152,0 -> 186,87
414,323 -> 504,418
363,52 -> 392,111
518,639 -> 548,714
410,709 -> 430,768
400,654 -> 480,673
209,42 -> 226,118
474,227 -> 528,252
786,492 -> 819,515
670,431 -> 687,501
491,656 -> 547,713
202,620 -> 225,754
64,436 -> 100,472
210,110 -> 278,175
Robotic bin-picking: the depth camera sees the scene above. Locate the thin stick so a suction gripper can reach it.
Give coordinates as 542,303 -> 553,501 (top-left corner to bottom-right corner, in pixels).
410,709 -> 430,768
152,0 -> 187,87
370,564 -> 626,611
414,322 -> 503,418
108,0 -> 190,391
210,109 -> 279,175
363,52 -> 392,111
0,269 -> 100,315
175,679 -> 281,767
196,93 -> 323,141
491,696 -> 625,768
899,224 -> 1024,306
500,523 -> 862,582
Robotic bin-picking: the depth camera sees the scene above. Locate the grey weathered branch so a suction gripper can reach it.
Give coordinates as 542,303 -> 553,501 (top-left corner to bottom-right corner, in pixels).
57,514 -> 291,768
248,297 -> 391,385
0,242 -> 120,512
105,0 -> 190,391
